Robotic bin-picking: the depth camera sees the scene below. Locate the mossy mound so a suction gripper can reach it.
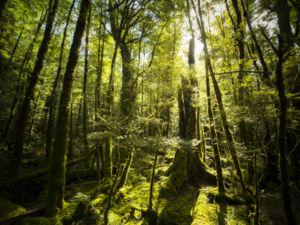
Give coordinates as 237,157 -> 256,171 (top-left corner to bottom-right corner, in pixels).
16,217 -> 54,225
0,197 -> 27,223
192,187 -> 248,224
159,187 -> 199,225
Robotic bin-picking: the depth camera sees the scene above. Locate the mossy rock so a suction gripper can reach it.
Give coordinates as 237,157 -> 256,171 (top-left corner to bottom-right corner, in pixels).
16,217 -> 55,225
0,197 -> 27,223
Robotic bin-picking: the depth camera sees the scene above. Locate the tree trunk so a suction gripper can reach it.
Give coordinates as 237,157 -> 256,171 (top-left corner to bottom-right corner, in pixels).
44,0 -> 91,217
275,35 -> 297,225
149,148 -> 158,211
120,43 -> 135,120
68,102 -> 74,159
240,0 -> 270,84
205,59 -> 225,195
82,6 -> 91,167
192,0 -> 246,193
45,0 -> 75,163
160,38 -> 216,198
114,147 -> 133,193
13,0 -> 59,172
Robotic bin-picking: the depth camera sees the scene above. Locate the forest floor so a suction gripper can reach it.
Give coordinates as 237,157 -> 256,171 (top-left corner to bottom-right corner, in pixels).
0,149 -> 299,225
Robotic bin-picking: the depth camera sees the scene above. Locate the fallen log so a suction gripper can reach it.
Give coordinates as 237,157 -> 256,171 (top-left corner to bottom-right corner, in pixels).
1,205 -> 44,225
0,150 -> 95,188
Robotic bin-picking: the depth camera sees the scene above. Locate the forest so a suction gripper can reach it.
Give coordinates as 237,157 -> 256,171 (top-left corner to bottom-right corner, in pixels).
0,0 -> 299,224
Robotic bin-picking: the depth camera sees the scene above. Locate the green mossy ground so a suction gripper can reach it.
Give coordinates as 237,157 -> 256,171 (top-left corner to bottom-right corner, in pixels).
0,196 -> 27,223
0,149 -> 285,225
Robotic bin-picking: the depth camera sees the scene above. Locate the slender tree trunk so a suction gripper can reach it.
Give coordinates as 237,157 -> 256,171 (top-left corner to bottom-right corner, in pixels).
68,102 -> 74,159
103,137 -> 112,179
103,156 -> 121,225
82,6 -> 91,167
114,148 -> 133,193
205,59 -> 225,195
3,26 -> 24,71
240,0 -> 270,84
192,0 -> 246,193
102,41 -> 118,180
149,148 -> 158,211
13,0 -> 59,172
254,152 -> 260,225
94,6 -> 105,181
26,89 -> 41,145
45,0 -> 75,163
44,0 -> 91,217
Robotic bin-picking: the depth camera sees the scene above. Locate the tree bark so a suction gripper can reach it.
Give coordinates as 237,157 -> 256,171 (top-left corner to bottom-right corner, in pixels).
45,0 -> 75,163
44,0 -> 91,217
205,59 -> 225,195
275,35 -> 297,225
82,6 -> 91,167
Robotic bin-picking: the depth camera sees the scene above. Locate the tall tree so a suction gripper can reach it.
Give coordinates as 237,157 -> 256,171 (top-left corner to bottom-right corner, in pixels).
45,0 -> 76,163
191,0 -> 246,193
45,0 -> 91,217
82,5 -> 91,167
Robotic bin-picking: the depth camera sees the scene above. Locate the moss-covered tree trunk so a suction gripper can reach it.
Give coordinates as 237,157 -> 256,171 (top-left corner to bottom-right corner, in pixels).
45,0 -> 75,163
120,43 -> 136,120
44,0 -> 91,217
103,137 -> 112,179
95,6 -> 105,181
161,38 -> 216,198
13,0 -> 59,172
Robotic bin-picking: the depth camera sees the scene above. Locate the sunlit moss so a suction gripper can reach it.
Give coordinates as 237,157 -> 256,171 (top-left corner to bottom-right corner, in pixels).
159,186 -> 198,225
0,197 -> 26,223
192,187 -> 248,225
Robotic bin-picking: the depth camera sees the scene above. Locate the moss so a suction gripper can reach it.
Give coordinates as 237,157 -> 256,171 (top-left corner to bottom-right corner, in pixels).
0,197 -> 27,223
159,151 -> 188,199
192,187 -> 248,224
16,217 -> 55,225
58,202 -> 78,223
207,190 -> 246,205
159,187 -> 198,225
